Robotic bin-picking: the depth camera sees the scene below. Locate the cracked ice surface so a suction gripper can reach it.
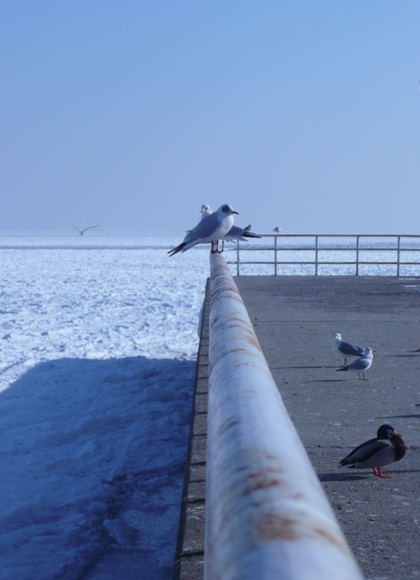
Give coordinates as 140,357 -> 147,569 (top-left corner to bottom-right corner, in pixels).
0,236 -> 209,580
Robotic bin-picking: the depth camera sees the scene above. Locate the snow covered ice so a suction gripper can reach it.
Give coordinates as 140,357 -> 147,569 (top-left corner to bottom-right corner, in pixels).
0,235 -> 209,580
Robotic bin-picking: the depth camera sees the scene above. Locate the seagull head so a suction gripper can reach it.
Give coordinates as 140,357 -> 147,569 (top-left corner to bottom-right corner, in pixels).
218,204 -> 239,215
334,333 -> 342,340
200,204 -> 212,214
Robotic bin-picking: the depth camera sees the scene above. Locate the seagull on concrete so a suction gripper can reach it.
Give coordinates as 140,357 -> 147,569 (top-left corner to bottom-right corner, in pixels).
336,347 -> 373,380
168,204 -> 239,256
199,205 -> 261,246
333,332 -> 365,367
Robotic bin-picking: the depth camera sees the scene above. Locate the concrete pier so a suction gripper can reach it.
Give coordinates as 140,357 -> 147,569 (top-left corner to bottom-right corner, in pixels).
175,276 -> 420,580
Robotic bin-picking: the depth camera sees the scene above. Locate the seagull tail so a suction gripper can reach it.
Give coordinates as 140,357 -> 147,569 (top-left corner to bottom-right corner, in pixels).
168,242 -> 186,257
336,365 -> 349,372
242,231 -> 262,239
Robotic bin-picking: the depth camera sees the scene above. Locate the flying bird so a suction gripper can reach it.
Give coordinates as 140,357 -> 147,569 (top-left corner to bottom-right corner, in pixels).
168,204 -> 239,257
67,224 -> 100,236
333,332 -> 365,367
336,347 -> 373,380
198,205 -> 261,246
339,424 -> 406,479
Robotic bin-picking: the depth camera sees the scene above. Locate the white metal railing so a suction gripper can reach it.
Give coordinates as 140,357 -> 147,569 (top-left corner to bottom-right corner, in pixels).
205,252 -> 363,580
226,234 -> 420,276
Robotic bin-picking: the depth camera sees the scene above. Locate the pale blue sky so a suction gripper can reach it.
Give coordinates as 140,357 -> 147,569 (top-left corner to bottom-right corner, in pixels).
1,1 -> 420,234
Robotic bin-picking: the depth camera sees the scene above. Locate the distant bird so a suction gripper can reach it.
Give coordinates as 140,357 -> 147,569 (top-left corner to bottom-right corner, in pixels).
339,424 -> 406,479
336,347 -> 373,380
333,332 -> 365,366
199,204 -> 211,219
199,205 -> 261,247
168,204 -> 239,256
244,224 -> 252,231
273,227 -> 281,233
67,224 -> 100,236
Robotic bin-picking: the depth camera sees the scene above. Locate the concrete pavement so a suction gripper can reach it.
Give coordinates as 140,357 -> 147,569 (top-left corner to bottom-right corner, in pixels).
175,275 -> 420,580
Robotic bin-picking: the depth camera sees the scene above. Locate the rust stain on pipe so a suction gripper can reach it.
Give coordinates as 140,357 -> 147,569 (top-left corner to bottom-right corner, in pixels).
256,513 -> 350,552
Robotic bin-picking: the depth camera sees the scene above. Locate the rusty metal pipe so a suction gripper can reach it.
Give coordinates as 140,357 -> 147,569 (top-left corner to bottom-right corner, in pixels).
205,253 -> 363,580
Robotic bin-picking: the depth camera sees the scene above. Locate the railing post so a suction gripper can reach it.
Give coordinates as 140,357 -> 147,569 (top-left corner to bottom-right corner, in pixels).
274,234 -> 277,276
205,252 -> 364,580
397,235 -> 401,277
315,235 -> 319,275
356,236 -> 360,276
236,240 -> 240,276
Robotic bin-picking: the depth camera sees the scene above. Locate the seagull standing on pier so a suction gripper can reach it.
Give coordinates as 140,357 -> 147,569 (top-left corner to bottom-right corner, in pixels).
336,347 -> 373,380
333,332 -> 365,366
168,204 -> 239,256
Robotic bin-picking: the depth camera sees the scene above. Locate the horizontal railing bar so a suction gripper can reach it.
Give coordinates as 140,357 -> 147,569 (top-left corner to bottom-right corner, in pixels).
234,246 -> 420,252
257,234 -> 420,238
227,261 -> 420,266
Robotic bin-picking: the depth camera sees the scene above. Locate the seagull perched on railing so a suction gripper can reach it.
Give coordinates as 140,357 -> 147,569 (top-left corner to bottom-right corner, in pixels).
199,205 -> 261,245
168,204 -> 239,256
273,227 -> 281,233
333,332 -> 365,367
67,224 -> 100,236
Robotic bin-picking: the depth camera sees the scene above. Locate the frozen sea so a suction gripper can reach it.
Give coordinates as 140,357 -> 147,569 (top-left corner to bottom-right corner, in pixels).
0,235 -> 210,580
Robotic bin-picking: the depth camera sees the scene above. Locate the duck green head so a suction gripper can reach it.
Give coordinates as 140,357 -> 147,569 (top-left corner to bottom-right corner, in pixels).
377,424 -> 402,439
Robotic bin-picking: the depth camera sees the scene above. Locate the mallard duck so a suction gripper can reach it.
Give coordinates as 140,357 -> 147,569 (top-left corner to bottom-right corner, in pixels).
339,424 -> 406,479
333,332 -> 365,366
336,346 -> 373,379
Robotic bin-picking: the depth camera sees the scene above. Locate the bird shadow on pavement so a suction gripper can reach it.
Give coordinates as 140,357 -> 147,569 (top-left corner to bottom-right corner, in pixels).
318,473 -> 367,482
272,365 -> 337,370
378,413 -> 420,419
388,353 -> 420,358
385,468 -> 420,474
308,379 -> 347,383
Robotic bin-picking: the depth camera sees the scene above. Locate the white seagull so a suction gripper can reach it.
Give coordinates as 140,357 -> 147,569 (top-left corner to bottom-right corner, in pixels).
199,205 -> 261,246
67,224 -> 100,236
336,347 -> 373,380
333,332 -> 365,367
168,204 -> 239,256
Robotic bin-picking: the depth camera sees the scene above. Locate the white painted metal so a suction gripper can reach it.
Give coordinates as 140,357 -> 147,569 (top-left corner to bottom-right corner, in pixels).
205,253 -> 364,580
226,233 -> 420,276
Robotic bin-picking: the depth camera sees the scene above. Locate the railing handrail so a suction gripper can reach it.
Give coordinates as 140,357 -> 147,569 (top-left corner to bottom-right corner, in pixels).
225,234 -> 420,276
205,252 -> 363,580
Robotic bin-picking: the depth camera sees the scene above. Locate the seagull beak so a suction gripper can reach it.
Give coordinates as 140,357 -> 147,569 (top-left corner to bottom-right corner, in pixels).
394,431 -> 402,437
232,211 -> 239,215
